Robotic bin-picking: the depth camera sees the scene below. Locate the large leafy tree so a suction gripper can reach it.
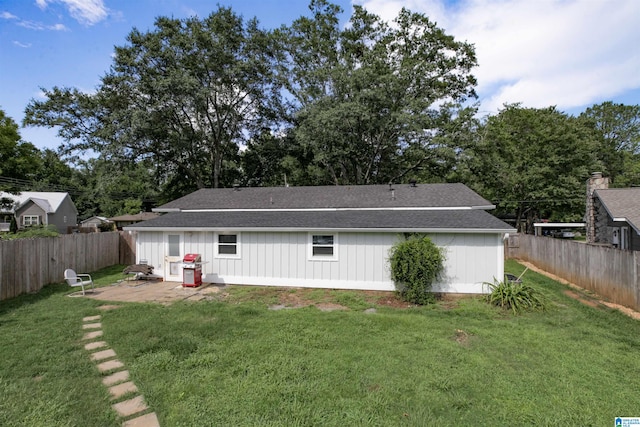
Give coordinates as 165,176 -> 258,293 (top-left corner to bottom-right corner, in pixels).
70,157 -> 160,218
24,7 -> 283,190
276,1 -> 478,185
579,101 -> 640,186
462,104 -> 600,231
0,108 -> 42,193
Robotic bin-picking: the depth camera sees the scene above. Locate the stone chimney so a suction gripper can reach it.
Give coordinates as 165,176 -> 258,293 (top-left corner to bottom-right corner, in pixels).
585,172 -> 609,243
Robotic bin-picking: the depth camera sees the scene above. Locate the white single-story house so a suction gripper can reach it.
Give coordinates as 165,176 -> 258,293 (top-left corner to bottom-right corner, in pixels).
125,184 -> 515,293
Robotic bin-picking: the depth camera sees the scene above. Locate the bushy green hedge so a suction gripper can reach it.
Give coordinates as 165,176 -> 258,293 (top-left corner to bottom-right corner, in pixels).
0,225 -> 59,240
389,235 -> 445,305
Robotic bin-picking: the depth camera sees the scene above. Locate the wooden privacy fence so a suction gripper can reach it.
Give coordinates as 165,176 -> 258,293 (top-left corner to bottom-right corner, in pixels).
0,231 -> 136,301
506,234 -> 640,312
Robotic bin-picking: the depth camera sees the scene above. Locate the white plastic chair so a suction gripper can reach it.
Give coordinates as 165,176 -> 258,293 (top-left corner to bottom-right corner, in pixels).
64,269 -> 94,295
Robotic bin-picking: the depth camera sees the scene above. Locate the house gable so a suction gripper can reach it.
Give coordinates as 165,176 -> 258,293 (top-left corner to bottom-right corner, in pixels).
593,188 -> 640,250
0,192 -> 78,233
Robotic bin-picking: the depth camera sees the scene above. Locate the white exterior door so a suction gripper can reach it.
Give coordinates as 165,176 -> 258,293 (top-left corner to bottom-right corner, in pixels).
164,233 -> 183,281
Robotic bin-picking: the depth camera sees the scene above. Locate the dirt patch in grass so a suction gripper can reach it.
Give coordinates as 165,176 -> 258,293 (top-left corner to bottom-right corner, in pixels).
97,305 -> 122,311
453,329 -> 472,346
563,290 -> 601,309
517,260 -> 640,320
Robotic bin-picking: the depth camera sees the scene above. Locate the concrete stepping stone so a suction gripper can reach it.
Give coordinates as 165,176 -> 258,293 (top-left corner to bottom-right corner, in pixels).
83,330 -> 103,340
122,412 -> 160,427
91,348 -> 116,361
112,395 -> 148,417
83,322 -> 102,329
103,370 -> 130,386
109,381 -> 138,399
97,359 -> 124,373
83,315 -> 101,322
84,341 -> 107,351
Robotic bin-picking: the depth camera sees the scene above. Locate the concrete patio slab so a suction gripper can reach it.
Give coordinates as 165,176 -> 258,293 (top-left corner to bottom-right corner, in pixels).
85,279 -> 224,304
91,348 -> 116,361
109,381 -> 138,399
84,341 -> 107,351
103,370 -> 130,386
122,412 -> 160,427
97,359 -> 124,373
82,330 -> 103,340
83,315 -> 101,322
112,395 -> 148,417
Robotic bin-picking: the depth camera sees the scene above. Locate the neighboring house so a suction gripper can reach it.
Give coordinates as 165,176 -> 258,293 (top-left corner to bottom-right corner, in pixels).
109,212 -> 160,230
125,184 -> 514,293
0,191 -> 78,234
585,172 -> 640,251
80,216 -> 113,231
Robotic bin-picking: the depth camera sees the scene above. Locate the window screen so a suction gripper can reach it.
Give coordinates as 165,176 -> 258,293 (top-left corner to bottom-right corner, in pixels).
312,235 -> 334,256
218,234 -> 237,255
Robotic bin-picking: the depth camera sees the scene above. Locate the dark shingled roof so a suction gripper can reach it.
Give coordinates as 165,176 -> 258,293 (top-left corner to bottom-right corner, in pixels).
155,183 -> 494,211
129,209 -> 513,231
595,188 -> 640,233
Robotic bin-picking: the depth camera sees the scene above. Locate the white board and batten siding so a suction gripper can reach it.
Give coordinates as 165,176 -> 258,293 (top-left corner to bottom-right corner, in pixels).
136,230 -> 504,293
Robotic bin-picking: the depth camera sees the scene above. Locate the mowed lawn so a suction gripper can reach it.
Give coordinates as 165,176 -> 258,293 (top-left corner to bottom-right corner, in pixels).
1,260 -> 640,426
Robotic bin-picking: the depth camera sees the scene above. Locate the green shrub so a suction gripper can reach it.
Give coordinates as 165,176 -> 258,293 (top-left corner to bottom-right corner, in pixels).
389,235 -> 445,305
98,222 -> 115,232
2,225 -> 59,240
9,216 -> 17,233
485,279 -> 545,314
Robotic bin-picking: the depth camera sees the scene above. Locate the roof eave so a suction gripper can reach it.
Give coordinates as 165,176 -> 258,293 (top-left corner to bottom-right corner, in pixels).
124,226 -> 515,234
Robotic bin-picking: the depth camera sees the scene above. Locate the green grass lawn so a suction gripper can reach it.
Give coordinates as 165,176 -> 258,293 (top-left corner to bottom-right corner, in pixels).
2,260 -> 640,426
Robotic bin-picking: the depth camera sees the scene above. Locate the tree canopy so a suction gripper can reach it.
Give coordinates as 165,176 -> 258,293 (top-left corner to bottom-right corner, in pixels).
15,1 -> 640,230
24,6 -> 283,190
278,1 -> 478,185
0,108 -> 42,193
579,101 -> 640,186
461,104 -> 600,231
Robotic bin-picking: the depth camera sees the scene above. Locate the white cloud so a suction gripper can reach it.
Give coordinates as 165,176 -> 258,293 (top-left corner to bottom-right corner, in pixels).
1,11 -> 18,19
355,0 -> 640,113
13,41 -> 32,48
50,23 -> 68,31
35,0 -> 108,26
16,19 -> 68,31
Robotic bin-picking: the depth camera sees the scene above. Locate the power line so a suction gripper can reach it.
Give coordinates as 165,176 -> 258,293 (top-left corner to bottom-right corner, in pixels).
0,176 -> 158,201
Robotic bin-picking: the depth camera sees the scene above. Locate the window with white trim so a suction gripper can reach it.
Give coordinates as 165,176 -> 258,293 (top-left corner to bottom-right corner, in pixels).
168,234 -> 181,257
23,215 -> 39,227
215,233 -> 241,258
309,234 -> 338,260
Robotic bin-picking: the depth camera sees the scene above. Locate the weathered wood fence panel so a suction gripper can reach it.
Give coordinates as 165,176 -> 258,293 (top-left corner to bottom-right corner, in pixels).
119,231 -> 136,266
506,234 -> 640,311
0,231 -> 137,301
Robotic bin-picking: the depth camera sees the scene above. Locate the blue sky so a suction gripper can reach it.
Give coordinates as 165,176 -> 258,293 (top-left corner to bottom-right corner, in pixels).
1,0 -> 640,152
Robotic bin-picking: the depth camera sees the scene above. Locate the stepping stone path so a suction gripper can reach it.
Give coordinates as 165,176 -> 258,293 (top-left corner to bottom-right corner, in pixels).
82,314 -> 160,427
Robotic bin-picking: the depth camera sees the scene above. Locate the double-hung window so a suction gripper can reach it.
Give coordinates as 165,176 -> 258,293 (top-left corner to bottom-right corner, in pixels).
23,215 -> 39,227
216,233 -> 240,258
310,234 -> 337,260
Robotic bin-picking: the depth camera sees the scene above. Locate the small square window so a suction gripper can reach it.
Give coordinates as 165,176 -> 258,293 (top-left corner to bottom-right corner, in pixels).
216,233 -> 240,257
310,234 -> 336,259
